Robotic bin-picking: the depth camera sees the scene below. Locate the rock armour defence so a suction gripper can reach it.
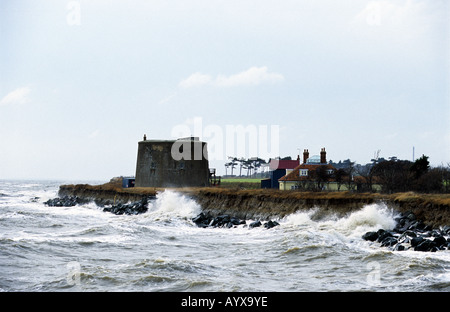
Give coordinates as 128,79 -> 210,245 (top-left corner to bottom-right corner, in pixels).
362,211 -> 450,252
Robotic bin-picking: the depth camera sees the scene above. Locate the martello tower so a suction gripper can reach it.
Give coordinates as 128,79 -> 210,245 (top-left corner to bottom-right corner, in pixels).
135,136 -> 210,187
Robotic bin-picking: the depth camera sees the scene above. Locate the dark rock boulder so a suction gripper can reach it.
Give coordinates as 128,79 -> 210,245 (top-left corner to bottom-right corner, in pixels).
192,212 -> 208,224
103,197 -> 149,215
406,212 -> 416,221
414,239 -> 438,252
264,220 -> 280,229
45,196 -> 82,207
380,236 -> 398,247
423,224 -> 433,232
433,235 -> 447,248
362,231 -> 378,242
364,209 -> 450,252
191,213 -> 248,229
231,217 -> 246,225
411,236 -> 425,247
404,230 -> 417,238
192,212 -> 213,228
376,229 -> 393,243
249,220 -> 262,228
191,213 -> 277,230
442,225 -> 450,235
214,215 -> 231,227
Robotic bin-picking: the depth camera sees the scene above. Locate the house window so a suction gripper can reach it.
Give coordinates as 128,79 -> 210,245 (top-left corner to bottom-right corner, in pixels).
300,169 -> 308,176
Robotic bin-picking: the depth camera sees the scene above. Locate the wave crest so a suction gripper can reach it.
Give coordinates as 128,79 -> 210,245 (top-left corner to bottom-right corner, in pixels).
146,190 -> 201,220
282,203 -> 397,237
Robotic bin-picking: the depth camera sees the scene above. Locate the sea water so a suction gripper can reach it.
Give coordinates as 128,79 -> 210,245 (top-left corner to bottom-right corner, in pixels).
1,180 -> 449,292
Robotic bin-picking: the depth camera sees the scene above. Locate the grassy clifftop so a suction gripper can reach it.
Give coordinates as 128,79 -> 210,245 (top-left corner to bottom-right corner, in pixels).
58,181 -> 450,227
59,181 -> 157,205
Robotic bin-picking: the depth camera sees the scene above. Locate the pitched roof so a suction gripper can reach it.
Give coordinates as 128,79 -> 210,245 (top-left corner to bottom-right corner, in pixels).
278,163 -> 336,181
269,159 -> 300,170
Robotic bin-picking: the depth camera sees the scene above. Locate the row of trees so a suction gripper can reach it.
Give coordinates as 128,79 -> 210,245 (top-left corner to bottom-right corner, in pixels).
224,157 -> 268,177
358,155 -> 450,193
225,154 -> 450,193
331,155 -> 450,193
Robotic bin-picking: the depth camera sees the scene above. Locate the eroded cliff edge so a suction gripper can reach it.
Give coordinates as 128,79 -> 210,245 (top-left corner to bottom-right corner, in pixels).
58,183 -> 450,228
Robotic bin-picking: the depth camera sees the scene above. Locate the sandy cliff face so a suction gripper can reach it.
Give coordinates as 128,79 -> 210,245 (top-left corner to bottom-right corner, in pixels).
185,189 -> 377,221
390,195 -> 450,228
58,184 -> 450,228
58,184 -> 155,206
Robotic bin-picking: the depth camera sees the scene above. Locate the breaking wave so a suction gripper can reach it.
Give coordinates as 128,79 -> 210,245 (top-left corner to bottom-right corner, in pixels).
282,203 -> 397,237
1,181 -> 449,292
145,190 -> 201,221
334,203 -> 397,234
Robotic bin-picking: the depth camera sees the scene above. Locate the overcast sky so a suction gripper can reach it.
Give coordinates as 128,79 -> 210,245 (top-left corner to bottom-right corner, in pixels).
1,0 -> 449,181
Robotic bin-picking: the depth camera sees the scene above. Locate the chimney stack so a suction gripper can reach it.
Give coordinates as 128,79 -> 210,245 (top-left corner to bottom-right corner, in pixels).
303,149 -> 309,164
320,148 -> 326,164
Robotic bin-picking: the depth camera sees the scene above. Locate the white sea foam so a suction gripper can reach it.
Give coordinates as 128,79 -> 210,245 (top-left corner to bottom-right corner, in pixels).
146,190 -> 201,221
333,203 -> 397,236
2,180 -> 449,292
282,203 -> 397,238
282,209 -> 317,227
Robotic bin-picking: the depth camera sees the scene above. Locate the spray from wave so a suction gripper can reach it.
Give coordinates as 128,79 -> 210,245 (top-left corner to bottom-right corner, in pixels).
145,190 -> 201,221
333,203 -> 397,235
282,203 -> 397,237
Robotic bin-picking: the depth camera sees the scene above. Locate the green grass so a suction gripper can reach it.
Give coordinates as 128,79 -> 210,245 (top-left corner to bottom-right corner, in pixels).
221,178 -> 262,183
218,178 -> 262,189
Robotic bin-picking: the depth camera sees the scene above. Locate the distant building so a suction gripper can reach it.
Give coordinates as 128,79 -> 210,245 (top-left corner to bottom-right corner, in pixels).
261,157 -> 300,189
279,148 -> 338,191
122,177 -> 135,188
135,136 -> 210,187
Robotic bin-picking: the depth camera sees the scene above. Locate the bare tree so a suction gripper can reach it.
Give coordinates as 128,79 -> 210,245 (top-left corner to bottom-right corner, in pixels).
226,157 -> 238,176
250,157 -> 266,177
334,168 -> 346,191
238,157 -> 245,177
355,163 -> 375,192
371,159 -> 413,193
307,166 -> 331,191
241,159 -> 253,177
224,162 -> 230,176
343,160 -> 356,191
446,163 -> 450,193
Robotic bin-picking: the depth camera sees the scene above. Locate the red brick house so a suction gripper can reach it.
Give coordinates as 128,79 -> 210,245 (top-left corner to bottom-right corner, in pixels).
279,148 -> 337,190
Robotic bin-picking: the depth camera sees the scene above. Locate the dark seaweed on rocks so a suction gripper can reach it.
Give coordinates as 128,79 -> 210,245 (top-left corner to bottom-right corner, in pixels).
362,211 -> 450,252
